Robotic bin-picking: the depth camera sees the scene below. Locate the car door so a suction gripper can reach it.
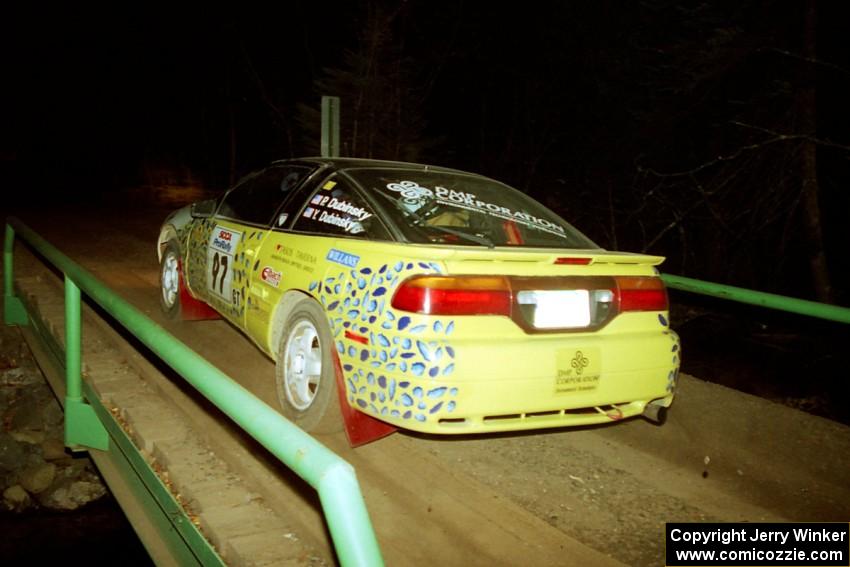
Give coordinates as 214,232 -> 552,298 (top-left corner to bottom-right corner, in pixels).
185,164 -> 315,328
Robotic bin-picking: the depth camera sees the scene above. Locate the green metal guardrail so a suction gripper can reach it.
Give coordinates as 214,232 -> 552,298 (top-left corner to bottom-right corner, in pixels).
661,274 -> 850,324
4,218 -> 384,567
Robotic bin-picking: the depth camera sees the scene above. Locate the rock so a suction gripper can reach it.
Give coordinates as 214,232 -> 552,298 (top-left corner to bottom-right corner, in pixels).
0,432 -> 27,473
10,430 -> 46,445
41,400 -> 63,427
41,438 -> 68,461
19,462 -> 56,494
3,484 -> 32,511
39,477 -> 107,510
8,392 -> 42,430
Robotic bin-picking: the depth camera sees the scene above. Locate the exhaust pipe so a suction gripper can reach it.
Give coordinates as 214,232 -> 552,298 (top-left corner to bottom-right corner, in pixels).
642,401 -> 668,425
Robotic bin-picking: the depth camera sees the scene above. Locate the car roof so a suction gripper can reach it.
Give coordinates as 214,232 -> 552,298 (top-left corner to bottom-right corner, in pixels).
269,156 -> 482,177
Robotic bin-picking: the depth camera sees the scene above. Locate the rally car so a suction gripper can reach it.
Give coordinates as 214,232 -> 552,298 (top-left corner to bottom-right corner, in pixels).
157,157 -> 680,444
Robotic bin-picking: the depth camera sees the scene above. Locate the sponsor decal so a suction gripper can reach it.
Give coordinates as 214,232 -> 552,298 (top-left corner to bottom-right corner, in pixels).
302,206 -> 317,219
385,180 -> 567,237
326,248 -> 360,268
322,180 -> 337,190
260,266 -> 282,288
555,348 -> 601,394
210,226 -> 241,254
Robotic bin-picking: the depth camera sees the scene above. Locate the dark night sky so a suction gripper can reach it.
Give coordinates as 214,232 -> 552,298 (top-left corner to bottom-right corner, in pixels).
3,1 -> 849,300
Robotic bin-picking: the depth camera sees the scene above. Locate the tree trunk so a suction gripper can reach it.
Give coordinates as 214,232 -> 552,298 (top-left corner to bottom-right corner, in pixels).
799,0 -> 833,302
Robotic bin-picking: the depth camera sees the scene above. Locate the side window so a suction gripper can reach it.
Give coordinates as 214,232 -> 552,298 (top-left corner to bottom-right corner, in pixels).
217,165 -> 312,226
291,175 -> 391,240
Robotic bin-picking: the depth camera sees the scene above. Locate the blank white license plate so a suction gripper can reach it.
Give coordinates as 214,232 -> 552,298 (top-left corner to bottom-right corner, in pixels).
526,290 -> 591,328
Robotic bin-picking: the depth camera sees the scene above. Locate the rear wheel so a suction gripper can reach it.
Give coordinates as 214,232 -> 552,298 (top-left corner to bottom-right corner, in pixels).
275,297 -> 343,433
159,240 -> 182,319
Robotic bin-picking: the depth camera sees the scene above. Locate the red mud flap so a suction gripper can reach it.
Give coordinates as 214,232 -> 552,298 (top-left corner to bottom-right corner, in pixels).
332,352 -> 397,447
178,260 -> 221,321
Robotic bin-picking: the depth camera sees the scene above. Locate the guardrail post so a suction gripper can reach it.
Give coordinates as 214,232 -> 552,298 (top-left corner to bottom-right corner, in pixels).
63,275 -> 109,451
3,224 -> 28,325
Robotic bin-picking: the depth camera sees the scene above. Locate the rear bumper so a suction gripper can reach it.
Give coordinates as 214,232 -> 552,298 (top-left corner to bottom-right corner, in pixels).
340,324 -> 681,434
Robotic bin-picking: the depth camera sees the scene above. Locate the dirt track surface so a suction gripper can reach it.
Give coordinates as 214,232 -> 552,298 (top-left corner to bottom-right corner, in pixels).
8,205 -> 850,566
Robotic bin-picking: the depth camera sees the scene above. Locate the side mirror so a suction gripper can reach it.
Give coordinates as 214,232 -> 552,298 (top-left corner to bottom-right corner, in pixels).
191,199 -> 217,218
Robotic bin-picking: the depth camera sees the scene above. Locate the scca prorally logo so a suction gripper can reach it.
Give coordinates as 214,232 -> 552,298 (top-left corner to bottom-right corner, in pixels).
571,351 -> 589,375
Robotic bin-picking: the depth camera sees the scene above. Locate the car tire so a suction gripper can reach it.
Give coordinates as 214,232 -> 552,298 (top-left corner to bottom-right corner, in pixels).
275,297 -> 343,433
159,240 -> 182,320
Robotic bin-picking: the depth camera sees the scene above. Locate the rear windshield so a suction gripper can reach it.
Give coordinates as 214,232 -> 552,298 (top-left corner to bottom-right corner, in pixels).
342,168 -> 599,249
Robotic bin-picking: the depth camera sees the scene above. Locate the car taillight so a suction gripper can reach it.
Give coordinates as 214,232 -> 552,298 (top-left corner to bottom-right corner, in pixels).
391,275 -> 512,316
616,276 -> 668,312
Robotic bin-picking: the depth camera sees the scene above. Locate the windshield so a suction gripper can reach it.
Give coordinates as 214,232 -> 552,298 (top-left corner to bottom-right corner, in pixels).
342,168 -> 599,249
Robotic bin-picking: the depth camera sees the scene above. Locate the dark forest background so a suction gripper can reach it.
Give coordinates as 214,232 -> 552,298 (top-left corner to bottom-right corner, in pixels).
4,1 -> 848,304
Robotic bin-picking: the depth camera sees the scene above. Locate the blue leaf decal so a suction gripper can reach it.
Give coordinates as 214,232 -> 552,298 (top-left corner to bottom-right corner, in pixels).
414,414 -> 426,422
327,300 -> 339,311
370,392 -> 376,402
400,394 -> 413,407
400,362 -> 408,372
399,381 -> 410,388
367,299 -> 378,312
309,281 -> 319,291
382,322 -> 393,330
658,314 -> 668,326
418,402 -> 427,410
446,401 -> 456,412
418,262 -> 430,269
446,346 -> 455,358
386,363 -> 397,371
446,321 -> 455,335
429,366 -> 439,378
377,334 -> 391,347
360,267 -> 372,275
409,324 -> 427,334
411,363 -> 426,376
413,386 -> 423,398
343,364 -> 353,372
433,320 -> 443,333
334,284 -> 341,294
343,321 -> 351,328
378,392 -> 386,403
367,372 -> 375,385
391,410 -> 400,417
386,311 -> 396,321
406,263 -> 414,270
434,347 -> 443,362
369,315 -> 377,323
356,399 -> 368,409
337,341 -> 345,354
430,402 -> 443,414
360,327 -> 369,334
380,264 -> 388,274
389,347 -> 398,358
378,375 -> 387,388
428,387 -> 447,398
417,340 -> 433,361
398,316 -> 411,330
373,287 -> 387,297
403,410 -> 412,419
357,278 -> 367,289
348,346 -> 356,357
450,388 -> 458,396
443,363 -> 455,376
380,351 -> 388,362
360,349 -> 369,361
394,261 -> 404,272
347,309 -> 360,319
400,352 -> 416,359
324,286 -> 333,294
389,379 -> 396,399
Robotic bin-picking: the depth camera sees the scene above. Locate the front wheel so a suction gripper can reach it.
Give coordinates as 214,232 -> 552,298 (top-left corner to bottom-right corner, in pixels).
159,240 -> 182,320
275,297 -> 343,433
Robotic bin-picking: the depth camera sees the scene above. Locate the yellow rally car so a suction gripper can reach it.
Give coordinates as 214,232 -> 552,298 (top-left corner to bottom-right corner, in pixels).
158,157 -> 680,444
